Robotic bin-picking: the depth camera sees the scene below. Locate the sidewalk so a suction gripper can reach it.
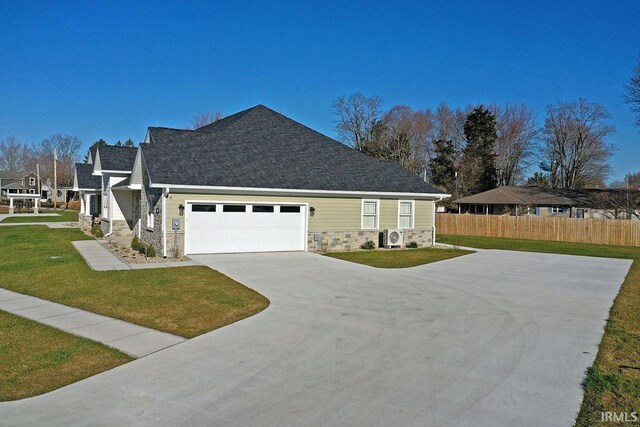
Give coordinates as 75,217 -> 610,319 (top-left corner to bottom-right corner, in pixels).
0,222 -> 75,228
72,240 -> 199,271
0,289 -> 185,357
0,213 -> 60,221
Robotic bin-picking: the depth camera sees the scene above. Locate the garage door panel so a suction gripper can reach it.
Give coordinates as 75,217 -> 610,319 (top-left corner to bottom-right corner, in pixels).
185,203 -> 306,254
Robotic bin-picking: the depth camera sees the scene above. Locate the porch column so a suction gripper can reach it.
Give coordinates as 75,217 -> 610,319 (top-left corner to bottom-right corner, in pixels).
34,197 -> 39,214
9,197 -> 14,214
80,193 -> 85,215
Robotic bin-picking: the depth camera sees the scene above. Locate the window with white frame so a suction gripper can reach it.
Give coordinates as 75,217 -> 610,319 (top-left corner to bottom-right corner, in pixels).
362,200 -> 379,229
398,200 -> 414,229
550,206 -> 563,213
29,177 -> 36,186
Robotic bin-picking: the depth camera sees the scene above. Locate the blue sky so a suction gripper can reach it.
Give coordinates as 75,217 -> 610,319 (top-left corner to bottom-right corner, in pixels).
1,0 -> 639,181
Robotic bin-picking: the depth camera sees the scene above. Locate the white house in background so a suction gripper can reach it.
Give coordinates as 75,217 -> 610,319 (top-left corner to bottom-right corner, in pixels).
74,145 -> 138,234
73,163 -> 101,219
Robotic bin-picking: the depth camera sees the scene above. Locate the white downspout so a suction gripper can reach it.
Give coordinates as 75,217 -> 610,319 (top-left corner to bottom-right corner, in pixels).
432,196 -> 445,247
162,188 -> 168,257
105,184 -> 114,237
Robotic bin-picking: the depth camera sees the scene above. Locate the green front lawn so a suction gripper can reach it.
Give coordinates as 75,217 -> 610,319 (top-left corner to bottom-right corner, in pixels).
0,226 -> 269,338
0,310 -> 132,401
325,247 -> 472,268
437,234 -> 640,426
1,210 -> 79,223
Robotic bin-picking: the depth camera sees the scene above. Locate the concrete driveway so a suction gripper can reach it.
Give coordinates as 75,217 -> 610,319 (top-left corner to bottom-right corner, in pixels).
1,250 -> 631,426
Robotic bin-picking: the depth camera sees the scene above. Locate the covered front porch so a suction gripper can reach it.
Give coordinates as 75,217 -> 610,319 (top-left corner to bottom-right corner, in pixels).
103,185 -> 141,238
7,194 -> 41,214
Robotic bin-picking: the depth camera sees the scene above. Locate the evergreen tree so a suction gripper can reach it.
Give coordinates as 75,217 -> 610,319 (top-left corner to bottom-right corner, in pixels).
430,139 -> 456,192
461,106 -> 498,194
527,172 -> 549,187
123,138 -> 137,147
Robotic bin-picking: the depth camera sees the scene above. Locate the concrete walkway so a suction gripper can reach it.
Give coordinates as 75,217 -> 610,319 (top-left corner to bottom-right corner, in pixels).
0,288 -> 185,358
0,222 -> 75,228
72,240 -> 199,270
0,213 -> 60,221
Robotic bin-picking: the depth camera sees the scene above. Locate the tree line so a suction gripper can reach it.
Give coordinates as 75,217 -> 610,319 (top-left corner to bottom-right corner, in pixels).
333,54 -> 640,201
333,94 -> 619,200
0,136 -> 137,188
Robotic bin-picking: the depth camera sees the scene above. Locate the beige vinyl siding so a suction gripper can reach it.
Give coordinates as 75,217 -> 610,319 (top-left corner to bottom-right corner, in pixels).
379,199 -> 398,230
166,192 -> 435,233
414,200 -> 434,229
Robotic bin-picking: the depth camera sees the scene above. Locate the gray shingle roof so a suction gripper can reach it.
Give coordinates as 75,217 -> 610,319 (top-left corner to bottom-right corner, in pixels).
143,105 -> 445,195
75,163 -> 101,189
96,146 -> 137,172
0,170 -> 21,180
2,182 -> 24,190
453,186 -> 619,207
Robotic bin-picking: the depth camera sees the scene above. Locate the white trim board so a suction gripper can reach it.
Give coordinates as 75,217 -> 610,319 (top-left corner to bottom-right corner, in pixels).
151,183 -> 449,200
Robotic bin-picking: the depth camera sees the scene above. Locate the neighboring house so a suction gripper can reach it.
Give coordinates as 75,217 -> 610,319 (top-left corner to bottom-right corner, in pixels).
453,186 -> 639,220
75,105 -> 448,256
73,163 -> 102,220
1,172 -> 44,198
74,145 -> 137,233
0,171 -> 21,197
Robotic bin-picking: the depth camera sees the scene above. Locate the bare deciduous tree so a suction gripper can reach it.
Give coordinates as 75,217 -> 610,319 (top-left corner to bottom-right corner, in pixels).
492,104 -> 538,185
625,55 -> 640,127
0,136 -> 31,174
29,134 -> 82,188
540,99 -> 615,189
332,93 -> 383,152
191,111 -> 224,129
356,105 -> 434,175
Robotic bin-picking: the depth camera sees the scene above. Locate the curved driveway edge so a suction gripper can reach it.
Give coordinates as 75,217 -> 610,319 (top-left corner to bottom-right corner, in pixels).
0,250 -> 631,426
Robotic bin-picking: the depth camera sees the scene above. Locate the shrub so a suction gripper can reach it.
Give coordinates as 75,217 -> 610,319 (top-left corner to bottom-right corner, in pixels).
360,240 -> 376,250
91,224 -> 104,238
146,244 -> 156,257
406,241 -> 418,248
131,236 -> 142,251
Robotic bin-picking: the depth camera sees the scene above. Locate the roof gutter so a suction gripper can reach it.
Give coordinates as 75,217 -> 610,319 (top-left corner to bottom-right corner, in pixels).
150,183 -> 451,200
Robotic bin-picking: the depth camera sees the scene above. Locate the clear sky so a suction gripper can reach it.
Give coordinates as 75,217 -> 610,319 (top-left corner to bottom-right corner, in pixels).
1,0 -> 639,181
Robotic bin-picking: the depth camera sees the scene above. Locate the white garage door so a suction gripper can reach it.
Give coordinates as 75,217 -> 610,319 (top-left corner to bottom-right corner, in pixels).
185,202 -> 307,254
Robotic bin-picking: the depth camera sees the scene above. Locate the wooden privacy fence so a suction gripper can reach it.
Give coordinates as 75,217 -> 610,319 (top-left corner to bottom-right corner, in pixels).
436,214 -> 640,247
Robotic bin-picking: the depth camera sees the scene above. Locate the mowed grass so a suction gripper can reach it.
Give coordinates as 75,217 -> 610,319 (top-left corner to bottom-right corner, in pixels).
437,234 -> 640,426
325,247 -> 472,268
0,226 -> 269,338
1,210 -> 79,223
0,310 -> 132,401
